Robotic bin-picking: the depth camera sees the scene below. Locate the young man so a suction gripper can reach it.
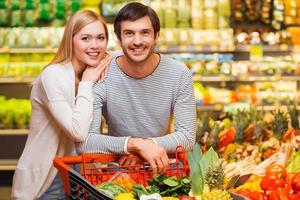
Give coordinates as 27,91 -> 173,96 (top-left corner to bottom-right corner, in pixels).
81,2 -> 196,173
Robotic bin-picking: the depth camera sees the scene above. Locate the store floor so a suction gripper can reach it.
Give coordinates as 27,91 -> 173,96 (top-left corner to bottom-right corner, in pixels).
0,187 -> 11,200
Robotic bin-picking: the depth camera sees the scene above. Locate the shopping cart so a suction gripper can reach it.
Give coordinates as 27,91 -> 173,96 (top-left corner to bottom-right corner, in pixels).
53,147 -> 189,200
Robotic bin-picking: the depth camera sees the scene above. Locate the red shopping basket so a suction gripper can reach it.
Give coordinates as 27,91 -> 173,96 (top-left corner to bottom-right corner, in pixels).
53,147 -> 189,200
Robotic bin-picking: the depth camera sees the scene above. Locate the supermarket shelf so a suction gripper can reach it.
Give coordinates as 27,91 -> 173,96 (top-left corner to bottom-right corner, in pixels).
157,45 -> 235,53
0,78 -> 35,83
0,45 -> 298,54
256,105 -> 300,111
0,129 -> 29,136
197,104 -> 224,111
235,44 -> 293,52
0,159 -> 18,170
193,75 -> 300,82
197,104 -> 300,111
0,47 -> 57,54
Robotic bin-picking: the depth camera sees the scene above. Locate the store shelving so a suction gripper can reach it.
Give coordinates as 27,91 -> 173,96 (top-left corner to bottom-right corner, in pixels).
0,159 -> 18,170
0,78 -> 35,84
0,47 -> 58,54
193,75 -> 300,82
0,129 -> 28,136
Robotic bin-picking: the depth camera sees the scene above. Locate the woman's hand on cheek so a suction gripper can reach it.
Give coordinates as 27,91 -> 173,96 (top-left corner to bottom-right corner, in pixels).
82,53 -> 112,82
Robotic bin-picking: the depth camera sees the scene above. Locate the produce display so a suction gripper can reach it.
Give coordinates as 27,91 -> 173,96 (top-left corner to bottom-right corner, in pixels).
0,96 -> 31,129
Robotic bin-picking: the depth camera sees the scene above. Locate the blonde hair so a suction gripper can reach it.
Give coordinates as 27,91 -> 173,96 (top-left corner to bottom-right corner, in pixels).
47,10 -> 108,66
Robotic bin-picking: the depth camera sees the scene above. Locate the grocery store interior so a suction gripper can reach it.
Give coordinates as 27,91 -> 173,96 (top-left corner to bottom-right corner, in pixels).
1,0 -> 300,199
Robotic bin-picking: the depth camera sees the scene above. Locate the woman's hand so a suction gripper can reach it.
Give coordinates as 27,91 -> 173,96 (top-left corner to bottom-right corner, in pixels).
82,53 -> 112,82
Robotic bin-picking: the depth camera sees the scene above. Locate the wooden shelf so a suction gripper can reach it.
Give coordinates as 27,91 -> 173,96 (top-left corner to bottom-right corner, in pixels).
0,159 -> 18,170
0,78 -> 35,83
193,75 -> 300,82
0,47 -> 57,54
0,129 -> 29,136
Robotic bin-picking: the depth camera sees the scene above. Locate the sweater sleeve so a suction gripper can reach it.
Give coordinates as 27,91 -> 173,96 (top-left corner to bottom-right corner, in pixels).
41,67 -> 94,142
151,69 -> 196,153
78,83 -> 128,154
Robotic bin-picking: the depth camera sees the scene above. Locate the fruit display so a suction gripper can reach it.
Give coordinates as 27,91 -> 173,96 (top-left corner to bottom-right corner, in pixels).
0,96 -> 31,129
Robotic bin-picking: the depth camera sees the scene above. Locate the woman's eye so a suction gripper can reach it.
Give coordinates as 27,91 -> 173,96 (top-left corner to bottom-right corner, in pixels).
98,36 -> 105,40
81,37 -> 89,41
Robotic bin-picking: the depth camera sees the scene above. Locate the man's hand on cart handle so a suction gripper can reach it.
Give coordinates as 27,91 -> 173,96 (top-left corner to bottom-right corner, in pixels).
127,138 -> 169,174
118,154 -> 143,169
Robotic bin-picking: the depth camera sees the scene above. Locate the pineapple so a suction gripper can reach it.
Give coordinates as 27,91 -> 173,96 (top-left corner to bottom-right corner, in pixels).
202,189 -> 232,200
233,109 -> 250,143
202,161 -> 232,200
272,110 -> 288,139
204,161 -> 224,190
288,105 -> 299,130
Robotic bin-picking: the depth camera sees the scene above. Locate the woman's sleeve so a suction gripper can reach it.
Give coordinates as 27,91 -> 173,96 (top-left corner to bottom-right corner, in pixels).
41,69 -> 94,142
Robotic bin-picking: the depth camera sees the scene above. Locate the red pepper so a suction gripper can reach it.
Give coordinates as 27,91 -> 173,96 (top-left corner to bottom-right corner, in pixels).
218,127 -> 236,149
266,164 -> 287,180
246,191 -> 266,200
260,174 -> 284,191
274,187 -> 289,200
291,173 -> 300,192
289,192 -> 300,200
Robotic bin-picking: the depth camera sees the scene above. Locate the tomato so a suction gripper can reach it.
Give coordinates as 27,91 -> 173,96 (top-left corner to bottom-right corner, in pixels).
291,173 -> 300,192
266,164 -> 287,180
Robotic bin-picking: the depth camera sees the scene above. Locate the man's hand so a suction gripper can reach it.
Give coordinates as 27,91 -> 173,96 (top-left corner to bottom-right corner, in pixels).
118,154 -> 142,168
127,138 -> 169,174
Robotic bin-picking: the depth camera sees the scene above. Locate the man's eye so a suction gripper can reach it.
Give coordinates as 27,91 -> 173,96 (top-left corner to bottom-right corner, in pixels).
125,32 -> 133,36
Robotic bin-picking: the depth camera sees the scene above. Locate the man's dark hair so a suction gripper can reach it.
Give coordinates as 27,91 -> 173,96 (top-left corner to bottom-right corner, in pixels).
114,2 -> 160,40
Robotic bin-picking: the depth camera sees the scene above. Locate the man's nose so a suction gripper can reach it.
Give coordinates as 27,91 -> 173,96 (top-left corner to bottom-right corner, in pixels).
133,34 -> 142,45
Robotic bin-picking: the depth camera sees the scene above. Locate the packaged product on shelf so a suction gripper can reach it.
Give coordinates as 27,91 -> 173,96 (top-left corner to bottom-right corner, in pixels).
0,0 -> 9,26
164,0 -> 177,28
191,0 -> 204,29
218,0 -> 231,29
178,29 -> 190,46
49,27 -> 64,48
34,27 -> 50,47
38,0 -> 51,22
151,0 -> 165,28
177,0 -> 190,28
11,0 -> 22,27
24,0 -> 36,26
162,28 -> 178,46
0,28 -> 7,47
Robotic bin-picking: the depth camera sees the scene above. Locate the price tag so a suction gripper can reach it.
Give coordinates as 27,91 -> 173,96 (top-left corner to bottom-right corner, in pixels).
249,45 -> 263,61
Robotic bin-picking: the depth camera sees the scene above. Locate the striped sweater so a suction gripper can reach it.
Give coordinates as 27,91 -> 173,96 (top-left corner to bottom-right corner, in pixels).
80,53 -> 196,154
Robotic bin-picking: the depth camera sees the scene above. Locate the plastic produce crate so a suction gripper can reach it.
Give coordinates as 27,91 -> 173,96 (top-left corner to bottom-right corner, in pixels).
53,149 -> 189,200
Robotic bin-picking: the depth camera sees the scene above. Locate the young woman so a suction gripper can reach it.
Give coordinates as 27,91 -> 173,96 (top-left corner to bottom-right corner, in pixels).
11,10 -> 111,200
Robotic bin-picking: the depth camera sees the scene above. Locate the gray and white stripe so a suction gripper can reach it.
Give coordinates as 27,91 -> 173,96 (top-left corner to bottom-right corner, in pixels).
79,53 -> 196,154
